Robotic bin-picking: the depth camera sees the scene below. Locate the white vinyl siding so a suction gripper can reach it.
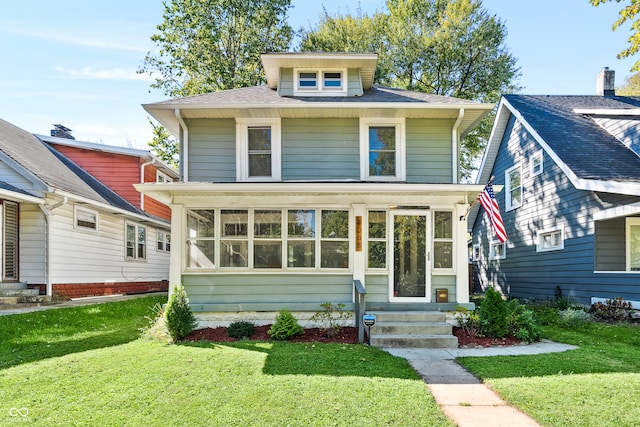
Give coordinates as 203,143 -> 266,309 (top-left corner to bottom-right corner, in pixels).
47,203 -> 169,283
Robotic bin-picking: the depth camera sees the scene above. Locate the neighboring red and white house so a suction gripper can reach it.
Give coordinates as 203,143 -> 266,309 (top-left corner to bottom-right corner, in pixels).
0,118 -> 177,302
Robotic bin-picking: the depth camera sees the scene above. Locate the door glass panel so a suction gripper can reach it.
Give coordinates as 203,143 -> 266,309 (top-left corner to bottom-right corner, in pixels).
393,215 -> 426,298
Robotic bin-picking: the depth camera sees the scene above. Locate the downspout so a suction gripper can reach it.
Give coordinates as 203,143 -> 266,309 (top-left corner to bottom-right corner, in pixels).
140,158 -> 156,211
38,196 -> 68,296
452,108 -> 465,183
175,108 -> 189,182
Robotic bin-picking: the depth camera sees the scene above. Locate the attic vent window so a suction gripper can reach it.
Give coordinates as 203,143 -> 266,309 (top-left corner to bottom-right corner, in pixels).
294,68 -> 347,95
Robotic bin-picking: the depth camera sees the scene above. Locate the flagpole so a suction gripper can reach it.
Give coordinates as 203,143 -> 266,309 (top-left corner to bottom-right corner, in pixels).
459,176 -> 494,221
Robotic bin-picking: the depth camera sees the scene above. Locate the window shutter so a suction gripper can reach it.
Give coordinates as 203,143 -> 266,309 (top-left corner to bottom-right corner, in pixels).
4,202 -> 19,280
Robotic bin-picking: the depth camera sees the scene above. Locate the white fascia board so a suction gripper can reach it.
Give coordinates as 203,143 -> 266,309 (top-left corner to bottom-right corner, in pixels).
0,151 -> 50,193
0,189 -> 45,204
574,108 -> 640,116
594,201 -> 640,221
53,189 -> 170,229
476,98 -> 511,185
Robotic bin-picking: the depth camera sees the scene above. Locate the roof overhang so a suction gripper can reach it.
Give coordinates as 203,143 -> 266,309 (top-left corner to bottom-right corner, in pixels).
0,188 -> 44,204
144,103 -> 494,140
261,52 -> 378,90
136,181 -> 490,206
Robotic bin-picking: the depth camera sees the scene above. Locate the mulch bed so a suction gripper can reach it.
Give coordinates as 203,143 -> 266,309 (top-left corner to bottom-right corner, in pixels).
183,324 -> 525,347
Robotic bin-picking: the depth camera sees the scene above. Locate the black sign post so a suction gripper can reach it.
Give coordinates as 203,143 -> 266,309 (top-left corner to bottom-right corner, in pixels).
363,314 -> 376,345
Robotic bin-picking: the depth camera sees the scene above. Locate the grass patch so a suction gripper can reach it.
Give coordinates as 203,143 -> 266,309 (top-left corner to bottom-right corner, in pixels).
0,295 -> 166,369
458,321 -> 640,427
0,296 -> 452,426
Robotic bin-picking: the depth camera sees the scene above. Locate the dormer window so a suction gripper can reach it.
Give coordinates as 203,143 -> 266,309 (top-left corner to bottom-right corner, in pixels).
294,69 -> 346,95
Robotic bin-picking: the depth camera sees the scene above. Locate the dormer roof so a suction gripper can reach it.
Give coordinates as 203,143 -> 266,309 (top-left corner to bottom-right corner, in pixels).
260,52 -> 378,90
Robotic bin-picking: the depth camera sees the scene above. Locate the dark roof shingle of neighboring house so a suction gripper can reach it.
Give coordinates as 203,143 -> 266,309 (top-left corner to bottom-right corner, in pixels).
0,117 -> 158,219
504,94 -> 640,183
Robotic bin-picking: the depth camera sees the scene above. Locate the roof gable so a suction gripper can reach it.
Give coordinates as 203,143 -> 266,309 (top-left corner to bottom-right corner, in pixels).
477,95 -> 640,195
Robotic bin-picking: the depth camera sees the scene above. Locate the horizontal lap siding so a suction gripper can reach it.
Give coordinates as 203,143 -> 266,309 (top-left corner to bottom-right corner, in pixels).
406,119 -> 453,183
49,204 -> 170,284
183,274 -> 353,306
473,116 -> 640,304
19,204 -> 46,284
364,274 -> 387,303
595,218 -> 625,271
282,118 -> 359,180
187,119 -> 235,182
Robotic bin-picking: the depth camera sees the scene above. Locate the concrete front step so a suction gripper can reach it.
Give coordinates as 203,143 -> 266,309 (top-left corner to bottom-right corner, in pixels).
367,311 -> 458,349
372,321 -> 453,336
0,288 -> 40,297
0,295 -> 51,305
368,310 -> 446,323
371,334 -> 458,349
0,282 -> 29,291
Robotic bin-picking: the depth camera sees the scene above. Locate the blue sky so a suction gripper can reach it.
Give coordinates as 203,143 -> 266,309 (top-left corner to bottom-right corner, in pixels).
0,0 -> 636,149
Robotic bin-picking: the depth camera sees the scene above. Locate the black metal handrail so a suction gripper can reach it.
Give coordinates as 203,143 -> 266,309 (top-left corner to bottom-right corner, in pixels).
353,279 -> 367,343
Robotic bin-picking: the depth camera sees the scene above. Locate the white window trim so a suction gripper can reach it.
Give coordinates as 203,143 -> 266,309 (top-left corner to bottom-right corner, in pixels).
432,210 -> 454,272
530,150 -> 543,177
472,244 -> 481,262
293,68 -> 347,96
74,205 -> 99,232
366,210 -> 388,271
125,222 -> 147,261
359,117 -> 406,181
626,218 -> 640,271
236,118 -> 281,182
490,241 -> 506,260
157,230 -> 171,252
505,164 -> 522,211
536,227 -> 564,252
156,170 -> 173,183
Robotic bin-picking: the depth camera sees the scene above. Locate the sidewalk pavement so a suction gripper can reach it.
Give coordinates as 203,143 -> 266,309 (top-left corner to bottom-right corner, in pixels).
0,292 -> 167,316
386,341 -> 579,427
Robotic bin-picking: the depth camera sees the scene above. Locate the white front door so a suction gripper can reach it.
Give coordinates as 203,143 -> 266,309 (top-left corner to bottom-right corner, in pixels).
390,210 -> 431,302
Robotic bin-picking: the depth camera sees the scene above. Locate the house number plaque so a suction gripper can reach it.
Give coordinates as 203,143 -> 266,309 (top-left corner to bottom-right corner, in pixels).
355,216 -> 362,251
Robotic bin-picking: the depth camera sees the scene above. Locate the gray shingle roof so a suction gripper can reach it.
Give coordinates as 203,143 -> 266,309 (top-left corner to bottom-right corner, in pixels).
0,117 -> 156,219
148,85 -> 484,106
504,95 -> 640,183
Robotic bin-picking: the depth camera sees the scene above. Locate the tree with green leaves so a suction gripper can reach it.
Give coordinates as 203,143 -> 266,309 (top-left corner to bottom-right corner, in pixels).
300,0 -> 520,180
591,0 -> 640,72
139,0 -> 294,97
617,71 -> 640,94
148,119 -> 179,168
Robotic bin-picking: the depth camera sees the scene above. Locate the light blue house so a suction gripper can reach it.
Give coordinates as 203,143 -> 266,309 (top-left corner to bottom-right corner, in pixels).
471,68 -> 640,307
139,53 -> 493,324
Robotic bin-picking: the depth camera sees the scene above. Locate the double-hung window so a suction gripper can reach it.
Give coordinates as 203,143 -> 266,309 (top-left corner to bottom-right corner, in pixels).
530,150 -> 543,177
254,210 -> 282,269
505,164 -> 522,210
126,223 -> 146,260
220,210 -> 249,268
187,210 -> 215,268
433,211 -> 453,269
367,211 -> 387,269
320,210 -> 349,268
157,230 -> 171,252
287,209 -> 316,268
360,118 -> 406,181
236,118 -> 281,181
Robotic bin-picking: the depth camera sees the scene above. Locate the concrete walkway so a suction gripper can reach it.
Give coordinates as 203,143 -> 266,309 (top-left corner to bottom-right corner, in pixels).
0,292 -> 167,316
386,341 -> 578,427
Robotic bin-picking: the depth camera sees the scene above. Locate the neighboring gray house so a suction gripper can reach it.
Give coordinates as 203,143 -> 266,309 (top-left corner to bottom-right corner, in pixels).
138,52 -> 494,321
0,118 -> 170,302
471,68 -> 640,307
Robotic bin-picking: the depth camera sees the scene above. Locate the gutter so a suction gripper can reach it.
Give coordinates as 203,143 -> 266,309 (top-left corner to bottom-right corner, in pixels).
175,109 -> 189,182
452,108 -> 465,183
38,196 -> 68,296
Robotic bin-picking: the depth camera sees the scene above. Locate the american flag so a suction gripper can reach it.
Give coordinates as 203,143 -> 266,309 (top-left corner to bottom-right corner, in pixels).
478,182 -> 507,243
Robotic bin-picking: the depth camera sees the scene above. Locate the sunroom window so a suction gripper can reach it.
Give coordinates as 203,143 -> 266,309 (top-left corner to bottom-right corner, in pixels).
433,211 -> 453,269
368,211 -> 387,269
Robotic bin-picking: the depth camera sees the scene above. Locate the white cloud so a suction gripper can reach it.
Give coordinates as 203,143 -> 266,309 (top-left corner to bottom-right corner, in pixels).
0,27 -> 149,53
56,66 -> 155,82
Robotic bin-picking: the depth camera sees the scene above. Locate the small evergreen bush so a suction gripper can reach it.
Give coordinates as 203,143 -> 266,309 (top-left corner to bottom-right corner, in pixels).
477,287 -> 509,338
589,297 -> 632,322
227,320 -> 256,339
268,310 -> 304,340
310,302 -> 352,337
164,284 -> 198,341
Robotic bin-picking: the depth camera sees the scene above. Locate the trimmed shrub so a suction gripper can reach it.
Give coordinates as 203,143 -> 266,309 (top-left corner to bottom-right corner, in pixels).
310,302 -> 352,337
506,299 -> 541,343
227,321 -> 256,339
478,287 -> 509,338
164,284 -> 198,341
268,310 -> 304,340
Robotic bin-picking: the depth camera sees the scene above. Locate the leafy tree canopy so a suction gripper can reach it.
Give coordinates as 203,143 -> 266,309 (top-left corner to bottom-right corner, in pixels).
139,0 -> 294,97
617,71 -> 640,94
300,0 -> 521,180
148,119 -> 179,168
591,0 -> 640,72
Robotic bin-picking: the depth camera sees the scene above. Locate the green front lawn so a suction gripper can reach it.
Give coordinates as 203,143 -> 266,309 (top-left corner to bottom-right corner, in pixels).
0,297 -> 452,426
458,320 -> 640,427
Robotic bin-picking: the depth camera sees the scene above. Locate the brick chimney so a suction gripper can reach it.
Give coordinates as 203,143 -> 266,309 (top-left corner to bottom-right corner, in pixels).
596,67 -> 615,96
